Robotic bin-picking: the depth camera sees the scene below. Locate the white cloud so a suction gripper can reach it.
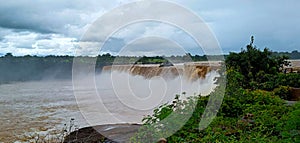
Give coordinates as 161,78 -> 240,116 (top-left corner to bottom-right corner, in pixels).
3,32 -> 37,49
0,31 -> 76,56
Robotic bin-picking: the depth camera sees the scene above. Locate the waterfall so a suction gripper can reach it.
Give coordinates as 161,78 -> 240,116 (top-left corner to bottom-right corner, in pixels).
102,62 -> 221,81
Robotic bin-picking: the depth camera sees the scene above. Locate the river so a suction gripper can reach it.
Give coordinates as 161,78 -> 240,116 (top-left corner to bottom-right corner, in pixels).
0,70 -> 218,142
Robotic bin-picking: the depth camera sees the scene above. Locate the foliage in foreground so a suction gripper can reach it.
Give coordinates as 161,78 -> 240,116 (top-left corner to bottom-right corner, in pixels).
131,37 -> 300,142
132,87 -> 300,142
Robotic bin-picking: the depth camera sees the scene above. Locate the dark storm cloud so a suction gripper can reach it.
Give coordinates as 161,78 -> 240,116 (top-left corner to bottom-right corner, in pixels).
0,0 -> 118,34
0,1 -> 79,33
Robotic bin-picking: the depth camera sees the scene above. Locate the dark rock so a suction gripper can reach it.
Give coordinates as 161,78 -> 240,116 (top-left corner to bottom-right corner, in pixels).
64,123 -> 141,143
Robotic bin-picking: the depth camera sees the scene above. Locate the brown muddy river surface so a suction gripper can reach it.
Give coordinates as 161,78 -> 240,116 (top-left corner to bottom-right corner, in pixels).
0,80 -> 87,142
0,70 -> 218,142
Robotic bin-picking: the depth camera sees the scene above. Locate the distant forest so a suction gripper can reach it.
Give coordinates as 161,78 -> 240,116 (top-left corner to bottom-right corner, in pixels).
0,50 -> 299,84
272,50 -> 300,59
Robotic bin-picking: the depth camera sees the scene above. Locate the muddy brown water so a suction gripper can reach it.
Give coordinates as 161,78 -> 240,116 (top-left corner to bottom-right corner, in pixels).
0,80 -> 88,142
0,70 -> 218,142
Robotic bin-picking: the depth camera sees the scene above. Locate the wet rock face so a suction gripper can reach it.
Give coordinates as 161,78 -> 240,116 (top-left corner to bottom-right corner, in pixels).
102,62 -> 221,81
64,124 -> 141,143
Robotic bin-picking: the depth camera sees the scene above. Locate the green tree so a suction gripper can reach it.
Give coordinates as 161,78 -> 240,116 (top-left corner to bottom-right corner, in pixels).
4,53 -> 13,58
226,36 -> 289,89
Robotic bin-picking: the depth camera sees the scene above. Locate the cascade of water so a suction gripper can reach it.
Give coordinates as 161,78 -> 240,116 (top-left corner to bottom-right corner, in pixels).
102,62 -> 221,81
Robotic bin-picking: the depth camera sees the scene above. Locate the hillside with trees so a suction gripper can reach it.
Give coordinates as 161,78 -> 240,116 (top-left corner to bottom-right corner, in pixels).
273,50 -> 300,59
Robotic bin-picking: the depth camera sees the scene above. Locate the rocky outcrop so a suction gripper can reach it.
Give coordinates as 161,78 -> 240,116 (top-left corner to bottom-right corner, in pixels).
64,124 -> 141,143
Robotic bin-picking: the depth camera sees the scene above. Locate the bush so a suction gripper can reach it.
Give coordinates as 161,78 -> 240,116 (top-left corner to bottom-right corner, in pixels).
276,102 -> 300,142
273,86 -> 293,100
132,94 -> 209,142
275,73 -> 300,88
131,88 -> 295,142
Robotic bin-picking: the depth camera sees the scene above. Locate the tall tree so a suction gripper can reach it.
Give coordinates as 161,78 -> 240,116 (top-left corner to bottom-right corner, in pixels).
226,36 -> 289,83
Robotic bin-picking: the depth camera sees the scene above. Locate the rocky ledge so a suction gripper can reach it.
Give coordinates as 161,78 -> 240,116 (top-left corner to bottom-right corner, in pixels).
64,123 -> 141,143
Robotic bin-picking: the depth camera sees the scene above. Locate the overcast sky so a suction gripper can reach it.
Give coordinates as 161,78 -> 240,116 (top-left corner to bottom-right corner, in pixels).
0,0 -> 299,56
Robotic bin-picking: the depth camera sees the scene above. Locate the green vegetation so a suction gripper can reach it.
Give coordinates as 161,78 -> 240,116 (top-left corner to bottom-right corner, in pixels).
131,37 -> 300,142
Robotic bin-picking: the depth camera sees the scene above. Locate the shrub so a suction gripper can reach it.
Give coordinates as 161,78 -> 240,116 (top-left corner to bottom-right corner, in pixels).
273,86 -> 293,100
275,73 -> 300,88
131,87 -> 295,142
276,102 -> 300,142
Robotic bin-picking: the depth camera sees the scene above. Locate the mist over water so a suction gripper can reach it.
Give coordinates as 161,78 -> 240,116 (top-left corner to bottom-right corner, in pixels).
76,70 -> 219,126
0,70 -> 218,142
